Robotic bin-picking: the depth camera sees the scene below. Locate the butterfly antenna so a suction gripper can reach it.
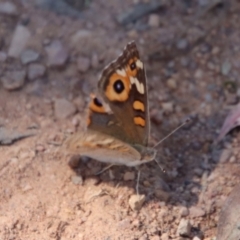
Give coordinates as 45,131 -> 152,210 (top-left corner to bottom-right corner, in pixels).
153,118 -> 191,149
154,158 -> 165,172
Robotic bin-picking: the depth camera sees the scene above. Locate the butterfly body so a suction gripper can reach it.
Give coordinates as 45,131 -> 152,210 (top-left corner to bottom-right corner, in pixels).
65,41 -> 156,167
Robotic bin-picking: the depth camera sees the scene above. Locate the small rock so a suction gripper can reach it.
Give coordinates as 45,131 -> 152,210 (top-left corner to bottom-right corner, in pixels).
118,218 -> 131,230
207,61 -> 215,71
162,233 -> 170,240
71,30 -> 92,46
177,219 -> 191,237
180,207 -> 189,217
225,93 -> 238,105
43,38 -> 51,46
77,56 -> 90,72
68,155 -> 81,169
123,171 -> 135,181
150,236 -> 160,240
84,187 -> 103,202
8,25 -> 31,58
36,144 -> 45,152
1,70 -> 26,90
180,57 -> 190,67
148,14 -> 160,27
71,115 -> 80,126
198,0 -> 209,6
229,155 -> 236,163
20,49 -> 40,64
45,40 -> 69,67
54,98 -> 76,119
221,60 -> 231,76
176,39 -> 188,50
21,183 -> 33,192
0,2 -> 18,16
189,206 -> 205,218
161,102 -> 174,113
219,149 -> 231,163
212,46 -> 220,55
154,189 -> 170,202
166,78 -> 177,90
129,194 -> 146,211
27,63 -> 46,81
91,53 -> 99,69
139,234 -> 148,240
0,51 -> 7,62
127,29 -> 138,38
71,175 -> 83,185
194,69 -> 203,79
192,236 -> 201,240
150,109 -> 163,125
194,168 -> 203,177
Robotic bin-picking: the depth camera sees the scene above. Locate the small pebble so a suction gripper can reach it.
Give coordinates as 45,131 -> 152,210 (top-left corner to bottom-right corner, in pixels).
1,70 -> 26,90
176,39 -> 188,50
129,194 -> 146,211
20,49 -> 39,64
54,98 -> 77,119
177,219 -> 191,237
0,51 -> 7,62
219,149 -> 232,163
45,39 -> 69,68
0,2 -> 18,16
71,175 -> 83,185
154,189 -> 170,202
91,53 -> 99,69
72,116 -> 80,127
118,218 -> 131,230
161,233 -> 169,240
27,63 -> 46,81
221,60 -> 231,76
212,46 -> 220,55
189,206 -> 205,218
36,144 -> 45,152
150,235 -> 160,240
8,25 -> 31,58
229,155 -> 236,163
180,207 -> 189,217
194,69 -> 203,79
192,237 -> 201,240
77,56 -> 90,72
194,168 -> 203,177
166,78 -> 177,90
123,171 -> 135,181
162,102 -> 174,113
68,155 -> 81,169
148,14 -> 160,28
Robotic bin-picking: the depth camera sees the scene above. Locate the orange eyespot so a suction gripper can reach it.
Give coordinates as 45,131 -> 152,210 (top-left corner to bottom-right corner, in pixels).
126,57 -> 138,77
105,72 -> 130,102
134,117 -> 145,127
89,97 -> 106,113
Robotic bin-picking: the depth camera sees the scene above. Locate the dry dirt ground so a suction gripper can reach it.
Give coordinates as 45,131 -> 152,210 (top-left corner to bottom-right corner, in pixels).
0,0 -> 240,239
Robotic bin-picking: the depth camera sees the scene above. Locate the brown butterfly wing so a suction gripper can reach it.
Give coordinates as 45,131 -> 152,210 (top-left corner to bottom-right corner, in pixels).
97,42 -> 149,146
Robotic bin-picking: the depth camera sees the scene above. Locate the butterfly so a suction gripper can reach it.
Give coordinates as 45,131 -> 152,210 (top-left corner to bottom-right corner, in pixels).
64,41 -> 157,167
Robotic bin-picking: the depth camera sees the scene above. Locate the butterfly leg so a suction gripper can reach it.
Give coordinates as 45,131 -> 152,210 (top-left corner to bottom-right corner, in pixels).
135,168 -> 141,195
95,164 -> 115,175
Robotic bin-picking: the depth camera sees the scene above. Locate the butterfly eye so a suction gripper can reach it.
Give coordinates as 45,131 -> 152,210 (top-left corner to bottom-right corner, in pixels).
93,97 -> 103,107
130,62 -> 136,71
114,80 -> 124,93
